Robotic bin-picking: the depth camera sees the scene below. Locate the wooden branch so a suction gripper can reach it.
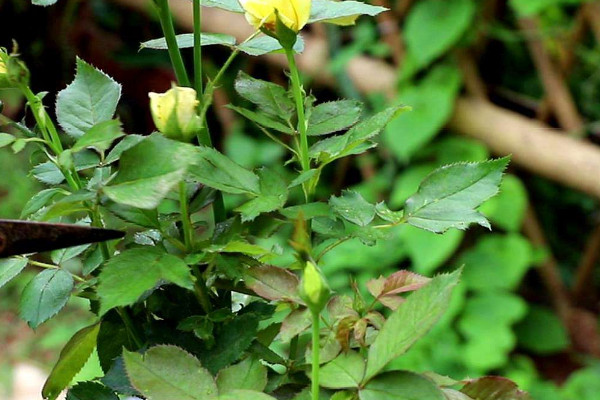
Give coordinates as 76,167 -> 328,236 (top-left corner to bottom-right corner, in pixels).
449,97 -> 600,199
111,0 -> 600,199
518,17 -> 584,134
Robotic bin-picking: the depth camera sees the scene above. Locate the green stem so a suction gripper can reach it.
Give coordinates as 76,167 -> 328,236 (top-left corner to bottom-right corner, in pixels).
117,307 -> 145,349
193,0 -> 203,100
192,265 -> 212,313
285,49 -> 310,175
311,310 -> 320,400
179,181 -> 194,251
22,258 -> 85,282
155,0 -> 190,87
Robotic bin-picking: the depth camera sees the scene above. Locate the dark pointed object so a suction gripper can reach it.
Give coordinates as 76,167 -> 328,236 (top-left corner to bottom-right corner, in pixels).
0,220 -> 125,257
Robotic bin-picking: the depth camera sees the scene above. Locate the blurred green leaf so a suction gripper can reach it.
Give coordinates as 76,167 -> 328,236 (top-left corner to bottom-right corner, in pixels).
480,174 -> 528,232
400,225 -> 464,275
0,132 -> 15,148
461,234 -> 533,291
56,58 -> 121,138
515,305 -> 569,354
509,0 -> 585,16
404,0 -> 476,68
218,390 -> 278,400
383,65 -> 461,161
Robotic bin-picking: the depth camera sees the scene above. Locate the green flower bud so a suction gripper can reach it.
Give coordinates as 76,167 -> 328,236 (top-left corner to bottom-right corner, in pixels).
148,86 -> 201,143
300,261 -> 331,314
0,49 -> 30,89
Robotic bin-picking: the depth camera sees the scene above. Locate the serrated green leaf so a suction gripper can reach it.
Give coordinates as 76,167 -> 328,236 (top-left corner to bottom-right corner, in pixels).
310,106 -> 408,162
228,105 -> 293,134
360,371 -> 445,400
103,133 -> 197,209
236,168 -> 288,222
56,58 -> 121,138
403,158 -> 509,233
218,390 -> 278,400
97,247 -> 194,315
42,323 -> 101,400
216,357 -> 268,393
20,269 -> 74,329
107,203 -> 160,228
330,190 -> 375,226
405,0 -> 476,68
364,269 -> 461,381
104,134 -> 145,164
307,100 -> 363,136
237,35 -> 304,56
141,32 -> 236,50
20,188 -> 67,218
32,0 -> 58,5
383,65 -> 462,161
34,152 -> 101,185
320,351 -> 365,389
203,0 -> 244,12
234,72 -> 294,119
123,345 -> 217,400
66,381 -> 118,400
191,146 -> 260,195
280,202 -> 331,219
71,119 -> 124,153
200,313 -> 261,374
51,244 -> 91,265
309,0 -> 387,24
0,258 -> 28,289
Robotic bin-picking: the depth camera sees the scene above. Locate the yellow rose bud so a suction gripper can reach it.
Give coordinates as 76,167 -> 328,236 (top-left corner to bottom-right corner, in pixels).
148,86 -> 201,143
300,261 -> 330,313
239,0 -> 311,32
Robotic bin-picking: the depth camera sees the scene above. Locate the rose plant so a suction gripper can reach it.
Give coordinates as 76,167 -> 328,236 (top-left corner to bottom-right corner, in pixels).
0,0 -> 532,399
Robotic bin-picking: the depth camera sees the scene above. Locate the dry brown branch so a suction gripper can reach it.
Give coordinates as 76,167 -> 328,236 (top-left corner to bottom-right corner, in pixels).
110,0 -> 600,200
584,2 -> 600,43
518,17 -> 584,134
572,224 -> 600,305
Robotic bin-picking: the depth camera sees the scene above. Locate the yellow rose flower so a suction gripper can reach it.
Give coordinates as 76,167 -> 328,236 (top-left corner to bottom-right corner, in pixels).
239,0 -> 311,32
148,86 -> 201,143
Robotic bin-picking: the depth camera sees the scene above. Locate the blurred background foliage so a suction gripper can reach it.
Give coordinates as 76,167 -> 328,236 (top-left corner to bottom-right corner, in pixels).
1,0 -> 600,399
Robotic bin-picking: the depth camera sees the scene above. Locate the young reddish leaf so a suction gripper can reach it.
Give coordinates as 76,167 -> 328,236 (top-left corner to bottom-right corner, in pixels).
244,265 -> 302,303
367,270 -> 430,310
279,307 -> 312,342
460,377 -> 531,400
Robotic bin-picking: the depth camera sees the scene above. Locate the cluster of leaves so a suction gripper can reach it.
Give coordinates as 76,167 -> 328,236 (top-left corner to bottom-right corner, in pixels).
0,1 -> 543,400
